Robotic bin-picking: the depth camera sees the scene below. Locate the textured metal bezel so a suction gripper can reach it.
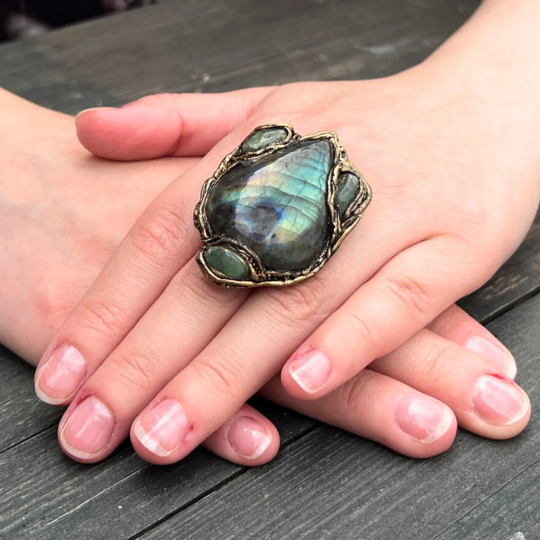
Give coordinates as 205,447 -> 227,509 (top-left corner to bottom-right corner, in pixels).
193,123 -> 372,287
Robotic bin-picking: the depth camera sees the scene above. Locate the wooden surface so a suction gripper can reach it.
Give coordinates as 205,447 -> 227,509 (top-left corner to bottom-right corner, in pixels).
2,0 -> 539,538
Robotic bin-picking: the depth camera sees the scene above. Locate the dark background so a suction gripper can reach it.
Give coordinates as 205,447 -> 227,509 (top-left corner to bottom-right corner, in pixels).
0,0 -> 155,42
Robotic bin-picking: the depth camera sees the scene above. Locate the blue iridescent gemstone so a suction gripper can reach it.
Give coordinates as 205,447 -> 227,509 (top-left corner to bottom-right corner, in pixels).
206,139 -> 334,271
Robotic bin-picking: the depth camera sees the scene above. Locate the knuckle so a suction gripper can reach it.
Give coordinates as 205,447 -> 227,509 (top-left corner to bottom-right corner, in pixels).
335,308 -> 379,356
129,202 -> 188,264
423,341 -> 463,385
267,278 -> 330,327
334,370 -> 379,417
176,266 -> 238,315
191,355 -> 244,401
110,350 -> 157,394
34,279 -> 78,336
78,298 -> 127,340
381,273 -> 433,318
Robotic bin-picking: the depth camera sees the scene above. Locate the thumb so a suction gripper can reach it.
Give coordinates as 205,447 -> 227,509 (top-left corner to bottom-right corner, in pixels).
75,87 -> 274,161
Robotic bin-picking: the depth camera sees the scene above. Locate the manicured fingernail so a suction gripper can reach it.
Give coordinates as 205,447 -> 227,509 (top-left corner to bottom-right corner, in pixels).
395,395 -> 454,443
289,349 -> 332,393
35,345 -> 87,405
465,334 -> 517,378
227,416 -> 272,459
133,399 -> 189,457
59,396 -> 114,460
472,374 -> 528,425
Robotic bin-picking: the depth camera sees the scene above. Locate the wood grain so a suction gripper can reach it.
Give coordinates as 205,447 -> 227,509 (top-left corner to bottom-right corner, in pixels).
0,0 -> 480,113
0,347 -> 62,454
0,402 -> 313,539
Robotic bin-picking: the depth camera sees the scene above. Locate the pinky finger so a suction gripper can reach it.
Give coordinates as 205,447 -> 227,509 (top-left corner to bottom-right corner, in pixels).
202,403 -> 279,466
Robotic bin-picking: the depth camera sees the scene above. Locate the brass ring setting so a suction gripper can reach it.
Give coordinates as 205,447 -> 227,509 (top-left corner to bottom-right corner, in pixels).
194,123 -> 371,287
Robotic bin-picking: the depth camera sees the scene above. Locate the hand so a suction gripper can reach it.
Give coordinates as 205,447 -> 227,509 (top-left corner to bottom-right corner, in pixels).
2,89 -> 520,464
36,0 -> 538,465
3,89 -> 521,466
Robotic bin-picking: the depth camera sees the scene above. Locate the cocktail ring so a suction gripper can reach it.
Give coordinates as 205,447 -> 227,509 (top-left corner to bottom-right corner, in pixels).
193,123 -> 371,287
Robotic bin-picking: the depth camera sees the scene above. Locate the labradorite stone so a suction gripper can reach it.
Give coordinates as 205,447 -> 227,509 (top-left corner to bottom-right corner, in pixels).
206,139 -> 334,271
336,172 -> 360,219
241,127 -> 289,153
204,246 -> 250,280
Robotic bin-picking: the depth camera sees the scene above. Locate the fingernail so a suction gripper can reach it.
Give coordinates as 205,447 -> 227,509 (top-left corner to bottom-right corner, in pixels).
472,374 -> 528,425
289,349 -> 332,393
465,334 -> 517,378
75,107 -> 115,124
35,345 -> 87,405
227,416 -> 272,459
59,396 -> 115,460
395,395 -> 454,443
133,399 -> 189,457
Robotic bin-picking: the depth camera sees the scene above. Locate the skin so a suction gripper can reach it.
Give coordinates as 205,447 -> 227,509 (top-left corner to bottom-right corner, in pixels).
25,0 -> 540,464
0,88 -> 527,465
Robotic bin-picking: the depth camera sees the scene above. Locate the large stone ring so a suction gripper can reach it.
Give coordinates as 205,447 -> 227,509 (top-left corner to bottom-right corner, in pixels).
194,124 -> 371,287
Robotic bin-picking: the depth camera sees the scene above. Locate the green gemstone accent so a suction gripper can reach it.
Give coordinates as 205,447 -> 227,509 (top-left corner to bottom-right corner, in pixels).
241,127 -> 289,153
203,246 -> 251,281
336,172 -> 360,219
206,139 -> 333,272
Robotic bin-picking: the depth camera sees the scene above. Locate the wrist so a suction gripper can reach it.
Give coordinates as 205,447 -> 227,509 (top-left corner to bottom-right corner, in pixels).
425,0 -> 540,129
404,0 -> 540,174
0,92 -> 76,364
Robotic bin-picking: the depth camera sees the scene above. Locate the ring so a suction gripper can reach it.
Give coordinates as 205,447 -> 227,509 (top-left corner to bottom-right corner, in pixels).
194,123 -> 371,287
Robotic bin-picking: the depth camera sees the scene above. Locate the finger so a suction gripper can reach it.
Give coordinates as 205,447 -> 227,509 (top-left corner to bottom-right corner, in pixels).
38,115 -> 284,406
55,259 -> 248,462
33,156 -> 206,406
260,370 -> 456,459
369,329 -> 530,439
201,403 -> 279,465
39,106 -> 404,410
426,304 -> 517,378
280,237 -> 488,400
199,369 -> 456,461
76,88 -> 274,160
118,230 -> 400,464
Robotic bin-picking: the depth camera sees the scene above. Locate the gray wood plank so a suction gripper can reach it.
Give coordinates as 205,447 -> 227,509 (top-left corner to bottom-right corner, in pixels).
140,293 -> 540,540
0,346 -> 62,453
0,402 -> 313,540
436,461 -> 540,540
0,0 -> 480,113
